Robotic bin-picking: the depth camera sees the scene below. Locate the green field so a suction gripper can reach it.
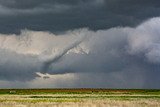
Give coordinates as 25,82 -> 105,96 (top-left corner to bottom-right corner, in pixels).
0,89 -> 160,107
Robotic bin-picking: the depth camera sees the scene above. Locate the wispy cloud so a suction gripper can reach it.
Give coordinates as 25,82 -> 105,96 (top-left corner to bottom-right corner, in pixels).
0,4 -> 71,15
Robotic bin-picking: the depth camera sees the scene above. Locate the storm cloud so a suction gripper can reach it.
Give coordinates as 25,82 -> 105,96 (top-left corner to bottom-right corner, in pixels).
0,0 -> 160,88
0,17 -> 160,88
0,0 -> 160,33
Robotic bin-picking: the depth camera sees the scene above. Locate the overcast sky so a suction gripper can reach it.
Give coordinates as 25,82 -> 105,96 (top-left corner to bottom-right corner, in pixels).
0,0 -> 160,88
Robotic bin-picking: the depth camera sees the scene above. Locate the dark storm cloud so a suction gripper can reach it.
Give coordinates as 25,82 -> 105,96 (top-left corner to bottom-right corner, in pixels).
0,0 -> 160,34
1,17 -> 160,88
0,29 -> 88,81
0,1 -> 160,88
0,49 -> 40,81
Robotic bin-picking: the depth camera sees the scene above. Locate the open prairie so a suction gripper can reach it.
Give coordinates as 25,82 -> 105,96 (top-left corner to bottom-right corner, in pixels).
0,89 -> 160,107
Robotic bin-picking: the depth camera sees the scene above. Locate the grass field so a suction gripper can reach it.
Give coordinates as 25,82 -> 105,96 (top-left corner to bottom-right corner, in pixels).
0,89 -> 160,107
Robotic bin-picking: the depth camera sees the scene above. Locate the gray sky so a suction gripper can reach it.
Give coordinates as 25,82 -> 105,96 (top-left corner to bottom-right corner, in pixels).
0,0 -> 160,34
0,0 -> 160,88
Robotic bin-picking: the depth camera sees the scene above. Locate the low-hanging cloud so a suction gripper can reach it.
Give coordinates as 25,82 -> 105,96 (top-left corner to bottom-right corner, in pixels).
0,29 -> 89,81
41,30 -> 87,73
0,17 -> 160,88
128,18 -> 160,63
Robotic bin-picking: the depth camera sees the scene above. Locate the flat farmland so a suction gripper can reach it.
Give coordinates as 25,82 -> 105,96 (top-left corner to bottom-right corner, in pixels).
0,89 -> 160,107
